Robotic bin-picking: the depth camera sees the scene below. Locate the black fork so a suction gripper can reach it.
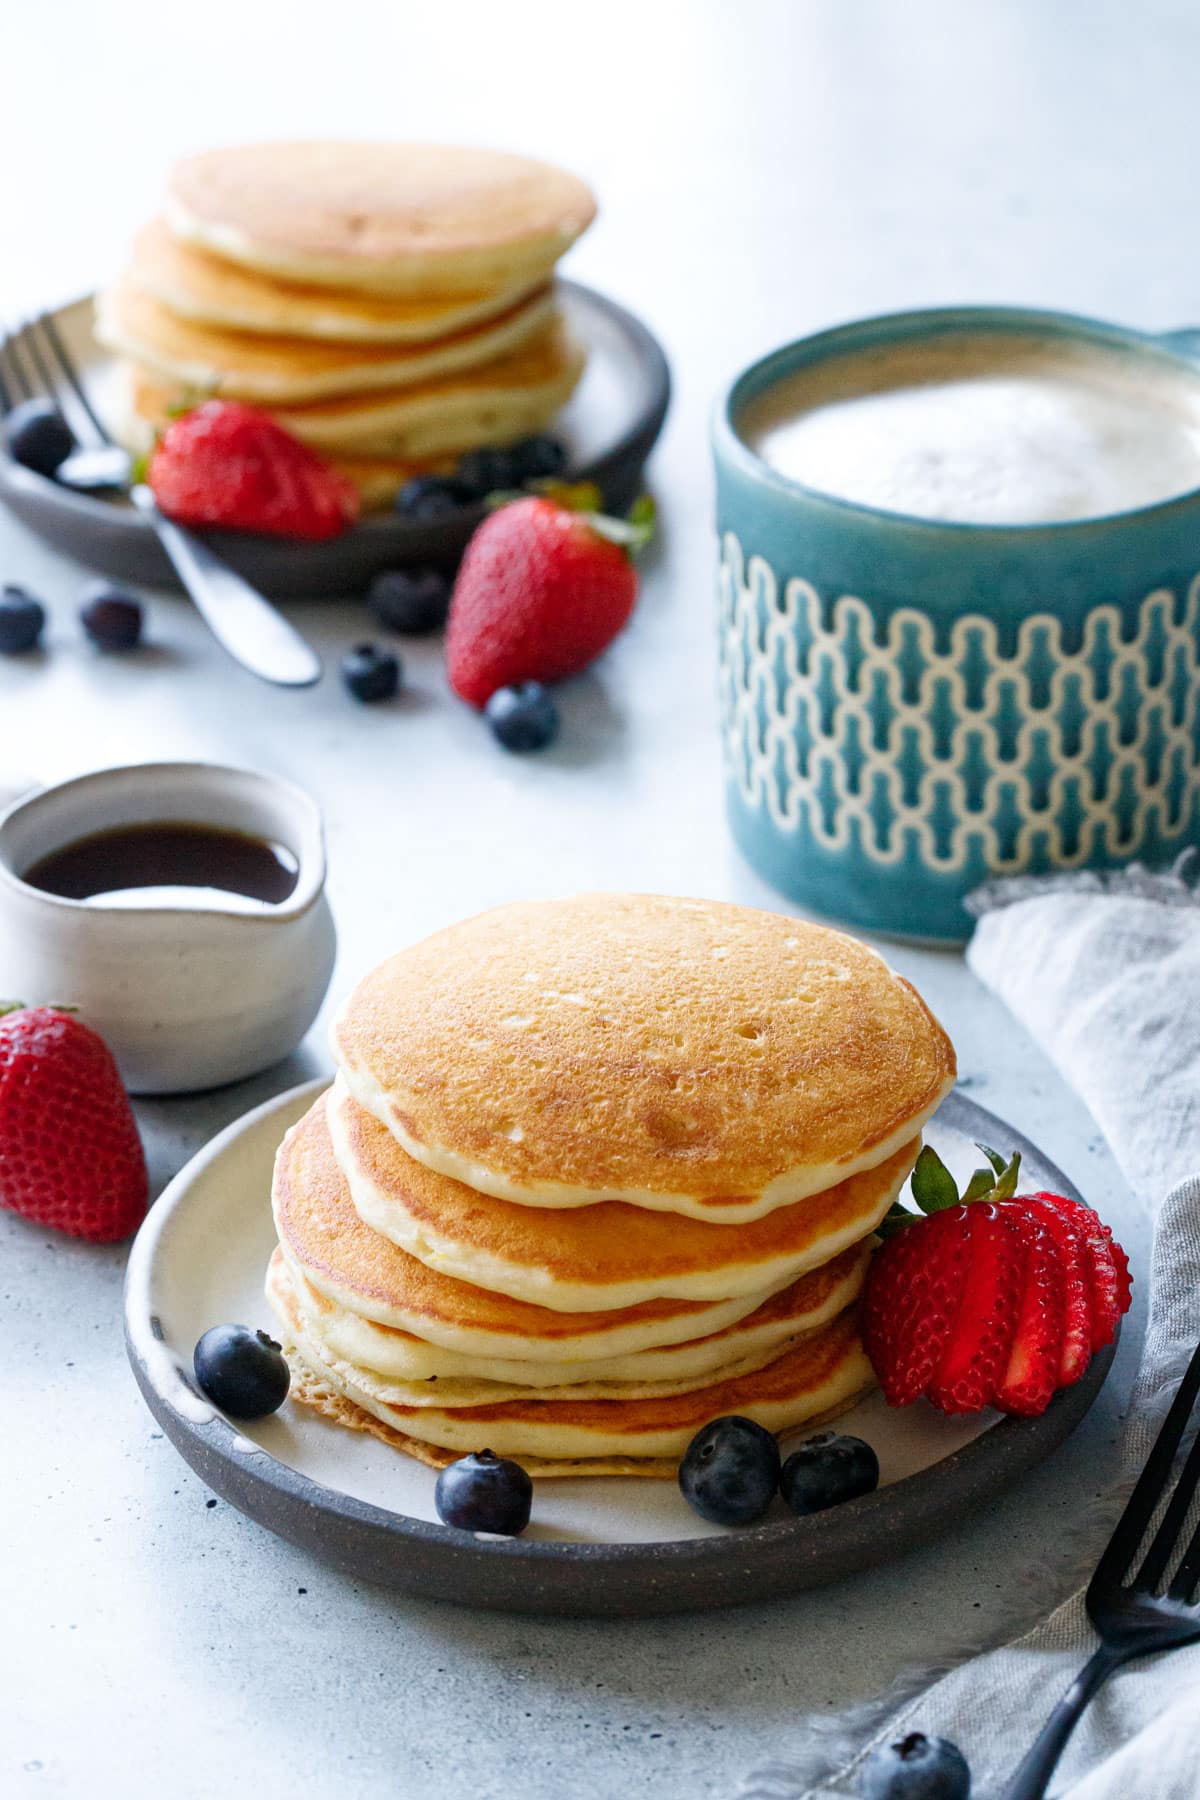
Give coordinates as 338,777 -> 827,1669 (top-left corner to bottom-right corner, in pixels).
1003,1335 -> 1200,1799
0,312 -> 322,685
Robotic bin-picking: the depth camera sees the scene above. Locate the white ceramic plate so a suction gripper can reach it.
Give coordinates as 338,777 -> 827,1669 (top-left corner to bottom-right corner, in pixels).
124,1080 -> 1114,1615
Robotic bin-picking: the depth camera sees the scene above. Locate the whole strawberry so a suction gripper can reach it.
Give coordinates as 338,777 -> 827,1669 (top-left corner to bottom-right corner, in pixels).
0,1005 -> 148,1243
149,400 -> 359,541
862,1144 -> 1132,1418
445,493 -> 652,706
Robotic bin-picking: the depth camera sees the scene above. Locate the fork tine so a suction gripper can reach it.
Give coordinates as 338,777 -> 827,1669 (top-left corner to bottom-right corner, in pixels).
36,311 -> 111,444
1092,1337 -> 1200,1593
0,322 -> 35,403
1137,1426 -> 1200,1590
1166,1514 -> 1200,1601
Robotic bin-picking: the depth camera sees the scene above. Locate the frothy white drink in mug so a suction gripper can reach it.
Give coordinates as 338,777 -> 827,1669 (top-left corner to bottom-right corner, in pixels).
739,329 -> 1200,525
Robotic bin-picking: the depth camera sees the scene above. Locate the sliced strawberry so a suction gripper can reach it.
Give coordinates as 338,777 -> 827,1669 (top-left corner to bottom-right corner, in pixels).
928,1204 -> 1026,1413
862,1206 -> 973,1406
1025,1196 -> 1093,1385
1032,1192 -> 1133,1350
993,1206 -> 1065,1415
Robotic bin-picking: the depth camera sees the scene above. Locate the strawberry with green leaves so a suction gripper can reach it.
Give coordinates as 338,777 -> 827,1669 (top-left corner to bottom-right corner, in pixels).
862,1144 -> 1131,1418
445,490 -> 654,706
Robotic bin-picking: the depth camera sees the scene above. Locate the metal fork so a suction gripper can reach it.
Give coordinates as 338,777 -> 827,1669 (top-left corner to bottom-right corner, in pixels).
1003,1335 -> 1200,1798
0,313 -> 322,687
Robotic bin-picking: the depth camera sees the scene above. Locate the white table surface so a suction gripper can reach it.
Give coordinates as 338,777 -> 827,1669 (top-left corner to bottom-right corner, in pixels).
0,2 -> 1182,1794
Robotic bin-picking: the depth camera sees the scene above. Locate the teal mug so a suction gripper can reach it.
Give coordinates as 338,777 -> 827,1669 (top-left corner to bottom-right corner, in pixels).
712,306 -> 1200,942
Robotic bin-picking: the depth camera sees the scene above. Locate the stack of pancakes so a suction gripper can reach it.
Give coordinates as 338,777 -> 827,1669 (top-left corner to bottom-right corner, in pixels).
98,142 -> 596,506
266,895 -> 956,1478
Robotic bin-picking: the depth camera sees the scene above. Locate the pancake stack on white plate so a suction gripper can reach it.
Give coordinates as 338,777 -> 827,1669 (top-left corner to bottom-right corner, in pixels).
265,894 -> 956,1477
97,141 -> 596,506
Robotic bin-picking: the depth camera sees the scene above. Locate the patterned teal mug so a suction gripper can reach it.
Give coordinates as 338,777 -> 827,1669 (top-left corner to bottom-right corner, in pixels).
713,305 -> 1200,942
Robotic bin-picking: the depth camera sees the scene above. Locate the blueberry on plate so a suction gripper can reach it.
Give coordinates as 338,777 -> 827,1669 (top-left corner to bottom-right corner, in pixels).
511,434 -> 568,483
678,1414 -> 781,1526
0,584 -> 46,654
861,1731 -> 971,1800
78,583 -> 143,650
341,642 -> 401,702
435,1448 -> 533,1536
366,567 -> 451,635
193,1324 -> 291,1420
779,1430 -> 879,1515
4,397 -> 75,477
394,475 -> 476,521
455,445 -> 519,500
484,681 -> 560,752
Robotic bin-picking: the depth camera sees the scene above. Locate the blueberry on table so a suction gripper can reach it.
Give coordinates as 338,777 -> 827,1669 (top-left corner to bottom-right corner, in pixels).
779,1431 -> 879,1515
511,435 -> 568,482
435,1449 -> 533,1536
341,642 -> 401,702
366,567 -> 451,635
678,1415 -> 781,1525
193,1324 -> 291,1420
394,476 -> 476,521
0,584 -> 46,654
455,446 -> 519,499
484,681 -> 560,752
862,1731 -> 971,1800
4,397 -> 76,477
78,583 -> 143,650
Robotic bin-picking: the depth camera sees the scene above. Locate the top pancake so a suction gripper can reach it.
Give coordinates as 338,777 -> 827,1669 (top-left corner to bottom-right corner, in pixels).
165,142 -> 597,295
333,893 -> 956,1221
127,219 -> 546,344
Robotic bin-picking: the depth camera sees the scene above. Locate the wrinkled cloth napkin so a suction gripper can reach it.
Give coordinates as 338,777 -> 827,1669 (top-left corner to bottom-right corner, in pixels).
737,861 -> 1200,1800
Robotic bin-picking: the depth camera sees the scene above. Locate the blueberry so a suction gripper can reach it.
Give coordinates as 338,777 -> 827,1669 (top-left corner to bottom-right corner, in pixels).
341,642 -> 401,702
366,567 -> 451,635
79,583 -> 143,650
678,1415 -> 781,1526
193,1324 -> 290,1420
434,1448 -> 533,1535
511,435 -> 568,482
4,398 -> 75,477
484,681 -> 559,752
0,584 -> 46,654
455,446 -> 519,499
394,476 -> 475,521
779,1431 -> 879,1516
862,1732 -> 971,1800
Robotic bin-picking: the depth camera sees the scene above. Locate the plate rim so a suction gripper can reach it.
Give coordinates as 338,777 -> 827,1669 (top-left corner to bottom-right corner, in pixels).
124,1079 -> 1116,1614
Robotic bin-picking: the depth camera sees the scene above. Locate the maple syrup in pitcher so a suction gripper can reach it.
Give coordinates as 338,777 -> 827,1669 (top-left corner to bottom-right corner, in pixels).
23,822 -> 300,906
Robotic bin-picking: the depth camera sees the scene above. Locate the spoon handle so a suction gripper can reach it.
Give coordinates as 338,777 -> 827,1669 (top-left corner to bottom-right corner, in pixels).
130,485 -> 323,688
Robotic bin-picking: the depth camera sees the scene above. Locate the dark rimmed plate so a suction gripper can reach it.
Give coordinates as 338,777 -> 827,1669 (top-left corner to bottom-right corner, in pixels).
0,281 -> 670,598
124,1082 -> 1115,1617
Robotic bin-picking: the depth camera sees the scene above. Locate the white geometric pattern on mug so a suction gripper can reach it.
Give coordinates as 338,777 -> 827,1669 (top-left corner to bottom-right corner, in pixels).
717,531 -> 1200,873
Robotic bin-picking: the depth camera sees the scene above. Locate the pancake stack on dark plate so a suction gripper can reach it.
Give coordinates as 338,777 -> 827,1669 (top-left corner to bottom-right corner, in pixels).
96,141 -> 596,508
265,893 -> 957,1478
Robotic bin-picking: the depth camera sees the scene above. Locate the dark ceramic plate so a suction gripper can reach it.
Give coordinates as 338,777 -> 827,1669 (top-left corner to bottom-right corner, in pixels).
124,1081 -> 1115,1617
0,281 -> 670,598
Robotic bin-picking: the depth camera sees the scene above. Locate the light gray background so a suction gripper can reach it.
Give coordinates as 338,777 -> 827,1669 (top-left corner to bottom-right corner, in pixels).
0,2 -> 1183,1794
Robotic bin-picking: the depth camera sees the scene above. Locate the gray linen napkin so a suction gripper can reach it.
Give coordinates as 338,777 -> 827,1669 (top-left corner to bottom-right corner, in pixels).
737,862 -> 1200,1800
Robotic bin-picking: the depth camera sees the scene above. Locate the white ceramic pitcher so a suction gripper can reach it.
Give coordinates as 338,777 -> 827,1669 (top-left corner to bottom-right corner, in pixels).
0,762 -> 337,1093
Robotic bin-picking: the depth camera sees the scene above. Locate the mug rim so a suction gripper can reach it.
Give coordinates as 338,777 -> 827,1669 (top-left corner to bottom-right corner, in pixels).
0,760 -> 328,923
713,302 -> 1200,537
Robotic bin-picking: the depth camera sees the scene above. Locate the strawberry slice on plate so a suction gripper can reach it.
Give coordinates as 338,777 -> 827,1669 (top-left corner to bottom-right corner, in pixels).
863,1143 -> 1132,1420
993,1207 -> 1066,1417
1025,1195 -> 1094,1386
861,1203 -> 973,1406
